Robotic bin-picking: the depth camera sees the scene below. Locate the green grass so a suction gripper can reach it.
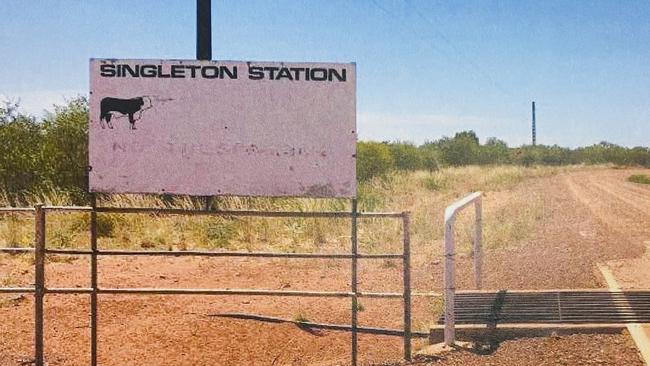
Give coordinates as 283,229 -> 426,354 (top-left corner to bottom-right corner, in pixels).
628,174 -> 650,185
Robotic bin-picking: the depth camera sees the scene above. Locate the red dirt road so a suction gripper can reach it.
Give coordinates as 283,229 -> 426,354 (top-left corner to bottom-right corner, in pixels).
1,167 -> 649,365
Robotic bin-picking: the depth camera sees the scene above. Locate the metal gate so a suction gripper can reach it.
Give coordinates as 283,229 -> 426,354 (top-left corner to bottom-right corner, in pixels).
0,202 -> 412,366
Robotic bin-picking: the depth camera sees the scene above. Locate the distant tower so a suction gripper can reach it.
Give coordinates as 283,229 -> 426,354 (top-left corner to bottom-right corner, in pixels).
531,101 -> 536,146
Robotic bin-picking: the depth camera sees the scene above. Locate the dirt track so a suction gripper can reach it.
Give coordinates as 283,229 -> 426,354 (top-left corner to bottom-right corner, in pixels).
1,167 -> 649,365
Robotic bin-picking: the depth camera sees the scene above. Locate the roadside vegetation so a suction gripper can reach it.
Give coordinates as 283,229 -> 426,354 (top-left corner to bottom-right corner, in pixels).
0,164 -> 560,262
0,97 -> 646,256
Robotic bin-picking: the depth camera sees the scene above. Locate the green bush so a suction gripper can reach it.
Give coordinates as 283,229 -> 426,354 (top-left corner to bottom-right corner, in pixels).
0,102 -> 44,202
438,131 -> 481,166
419,147 -> 440,172
388,142 -> 422,171
480,137 -> 510,165
205,218 -> 239,248
356,141 -> 393,182
628,174 -> 650,185
41,97 -> 89,203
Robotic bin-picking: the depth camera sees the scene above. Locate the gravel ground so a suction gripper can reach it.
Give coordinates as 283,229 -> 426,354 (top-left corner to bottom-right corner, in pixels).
382,334 -> 644,366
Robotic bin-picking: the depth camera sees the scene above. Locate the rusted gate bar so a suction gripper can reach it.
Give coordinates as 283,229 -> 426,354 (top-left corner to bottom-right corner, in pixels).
90,195 -> 98,366
0,207 -> 35,212
402,212 -> 412,360
34,205 -> 45,366
90,250 -> 403,259
92,206 -> 403,218
0,287 -> 36,293
0,248 -> 34,253
350,199 -> 359,366
35,248 -> 404,259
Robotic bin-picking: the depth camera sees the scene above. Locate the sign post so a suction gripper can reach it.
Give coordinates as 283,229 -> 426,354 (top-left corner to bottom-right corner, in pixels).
197,0 -> 213,210
196,0 -> 212,61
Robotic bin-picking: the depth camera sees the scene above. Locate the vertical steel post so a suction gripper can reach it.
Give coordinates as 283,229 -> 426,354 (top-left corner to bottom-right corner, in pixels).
90,194 -> 98,366
197,0 -> 212,211
443,217 -> 455,346
402,213 -> 412,360
196,0 -> 212,60
473,199 -> 483,289
350,199 -> 358,366
34,204 -> 45,366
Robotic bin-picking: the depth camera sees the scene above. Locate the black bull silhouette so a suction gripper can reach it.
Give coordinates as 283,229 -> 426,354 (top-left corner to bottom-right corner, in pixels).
99,97 -> 152,130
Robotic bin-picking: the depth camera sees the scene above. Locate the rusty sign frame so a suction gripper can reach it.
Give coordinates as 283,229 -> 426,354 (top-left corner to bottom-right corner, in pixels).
0,203 -> 412,366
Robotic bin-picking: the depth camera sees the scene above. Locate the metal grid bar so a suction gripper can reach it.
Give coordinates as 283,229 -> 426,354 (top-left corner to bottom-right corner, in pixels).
441,291 -> 650,324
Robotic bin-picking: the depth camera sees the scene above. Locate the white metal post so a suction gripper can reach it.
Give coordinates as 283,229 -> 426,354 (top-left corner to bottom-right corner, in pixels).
442,192 -> 482,346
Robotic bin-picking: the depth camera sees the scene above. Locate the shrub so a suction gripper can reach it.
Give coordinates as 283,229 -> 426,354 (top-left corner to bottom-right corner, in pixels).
438,131 -> 481,166
388,142 -> 422,171
419,147 -> 440,172
422,176 -> 446,191
0,103 -> 44,201
41,97 -> 89,203
356,141 -> 393,182
628,174 -> 650,185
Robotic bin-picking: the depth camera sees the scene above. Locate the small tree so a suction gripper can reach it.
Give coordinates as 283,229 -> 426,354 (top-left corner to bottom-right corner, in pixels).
41,96 -> 89,202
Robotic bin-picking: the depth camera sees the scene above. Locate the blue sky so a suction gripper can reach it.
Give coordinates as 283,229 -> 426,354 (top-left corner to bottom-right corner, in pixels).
1,0 -> 649,147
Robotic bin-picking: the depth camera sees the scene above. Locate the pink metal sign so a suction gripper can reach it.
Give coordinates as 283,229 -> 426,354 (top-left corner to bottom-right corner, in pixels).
89,59 -> 356,197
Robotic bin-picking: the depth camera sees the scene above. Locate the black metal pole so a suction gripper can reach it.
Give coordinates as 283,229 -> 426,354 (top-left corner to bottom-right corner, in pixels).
532,101 -> 536,146
197,0 -> 213,210
197,0 -> 212,60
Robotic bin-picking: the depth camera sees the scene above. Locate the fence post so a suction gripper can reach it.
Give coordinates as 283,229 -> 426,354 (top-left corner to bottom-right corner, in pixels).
402,212 -> 412,361
34,204 -> 45,366
443,216 -> 455,346
90,194 -> 98,366
473,199 -> 483,290
350,198 -> 358,366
